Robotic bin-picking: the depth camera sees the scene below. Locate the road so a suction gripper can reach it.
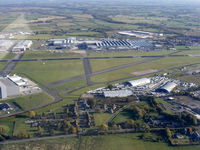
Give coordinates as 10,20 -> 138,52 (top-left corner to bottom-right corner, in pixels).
0,53 -> 24,76
0,133 -> 78,145
0,54 -> 199,63
82,52 -> 93,86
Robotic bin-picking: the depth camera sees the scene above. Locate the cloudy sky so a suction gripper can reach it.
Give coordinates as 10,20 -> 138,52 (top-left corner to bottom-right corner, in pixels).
0,0 -> 199,5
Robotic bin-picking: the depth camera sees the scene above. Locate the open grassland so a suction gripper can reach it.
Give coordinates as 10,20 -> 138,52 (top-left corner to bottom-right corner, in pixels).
177,74 -> 200,86
90,58 -> 144,72
175,50 -> 200,55
23,51 -> 82,59
0,52 -> 15,70
112,110 -> 133,123
88,51 -> 175,57
0,113 -> 37,137
71,84 -> 105,95
4,93 -> 53,110
0,52 -> 7,59
12,60 -> 84,85
1,133 -> 200,150
51,79 -> 86,91
0,53 -> 6,69
14,34 -> 69,40
52,80 -> 87,97
35,95 -> 79,114
93,113 -> 111,126
91,57 -> 200,83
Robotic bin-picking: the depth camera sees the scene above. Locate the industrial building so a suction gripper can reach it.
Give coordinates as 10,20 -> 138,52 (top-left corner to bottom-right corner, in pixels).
118,30 -> 163,39
129,40 -> 153,48
156,82 -> 177,93
96,39 -> 153,49
7,75 -> 26,86
103,90 -> 133,98
0,77 -> 20,99
126,78 -> 151,87
12,40 -> 32,52
48,39 -> 66,46
96,39 -> 131,47
47,37 -> 76,46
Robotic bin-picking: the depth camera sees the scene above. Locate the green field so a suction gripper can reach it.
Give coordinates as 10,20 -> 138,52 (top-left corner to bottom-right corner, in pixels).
88,51 -> 175,57
1,133 -> 200,150
4,92 -> 53,110
112,110 -> 133,123
91,57 -> 200,83
177,74 -> 200,85
12,60 -> 84,85
0,52 -> 15,70
90,58 -> 144,72
23,51 -> 82,59
93,113 -> 112,126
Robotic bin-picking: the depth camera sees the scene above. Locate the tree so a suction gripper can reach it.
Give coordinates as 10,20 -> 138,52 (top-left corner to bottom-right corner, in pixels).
99,124 -> 109,131
68,126 -> 77,134
107,84 -> 114,90
49,129 -> 55,136
18,131 -> 30,139
166,128 -> 172,138
126,120 -> 135,128
63,120 -> 71,128
0,127 -> 6,135
128,106 -> 144,119
29,111 -> 36,118
87,99 -> 96,108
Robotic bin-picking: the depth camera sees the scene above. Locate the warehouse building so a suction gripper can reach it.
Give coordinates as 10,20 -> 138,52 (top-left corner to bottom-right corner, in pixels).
103,90 -> 133,98
12,40 -> 32,52
0,77 -> 20,99
125,78 -> 151,87
48,37 -> 76,46
7,74 -> 26,86
156,82 -> 177,93
118,30 -> 163,39
96,39 -> 153,49
49,39 -> 66,46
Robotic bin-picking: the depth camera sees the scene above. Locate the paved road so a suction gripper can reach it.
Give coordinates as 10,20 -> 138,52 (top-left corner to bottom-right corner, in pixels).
46,57 -> 161,87
0,53 -> 24,76
0,133 -> 78,145
0,54 -> 199,63
82,53 -> 93,86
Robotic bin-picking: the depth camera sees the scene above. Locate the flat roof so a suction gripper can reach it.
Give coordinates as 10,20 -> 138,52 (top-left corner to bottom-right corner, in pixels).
0,77 -> 18,87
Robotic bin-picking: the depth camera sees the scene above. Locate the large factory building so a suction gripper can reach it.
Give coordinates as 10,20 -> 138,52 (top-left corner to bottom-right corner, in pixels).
156,82 -> 177,93
103,90 -> 133,98
12,40 -> 32,53
0,77 -> 20,99
125,78 -> 151,87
